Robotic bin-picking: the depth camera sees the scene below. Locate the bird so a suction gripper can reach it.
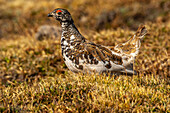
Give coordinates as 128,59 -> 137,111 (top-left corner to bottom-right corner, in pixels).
47,8 -> 147,75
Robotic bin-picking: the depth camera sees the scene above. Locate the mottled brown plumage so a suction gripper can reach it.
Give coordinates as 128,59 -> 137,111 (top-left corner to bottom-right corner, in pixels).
48,8 -> 147,75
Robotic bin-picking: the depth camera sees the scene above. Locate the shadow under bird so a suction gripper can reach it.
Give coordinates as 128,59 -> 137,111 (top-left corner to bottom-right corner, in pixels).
47,8 -> 147,75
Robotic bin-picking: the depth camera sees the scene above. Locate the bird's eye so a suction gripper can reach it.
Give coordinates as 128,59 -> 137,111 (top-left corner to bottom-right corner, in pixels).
56,10 -> 62,15
58,12 -> 62,15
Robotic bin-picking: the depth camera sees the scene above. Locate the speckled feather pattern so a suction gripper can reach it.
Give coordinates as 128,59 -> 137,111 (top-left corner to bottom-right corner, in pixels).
61,24 -> 125,73
48,8 -> 147,75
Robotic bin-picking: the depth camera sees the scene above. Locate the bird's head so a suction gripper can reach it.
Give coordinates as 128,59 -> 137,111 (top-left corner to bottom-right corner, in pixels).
48,8 -> 73,23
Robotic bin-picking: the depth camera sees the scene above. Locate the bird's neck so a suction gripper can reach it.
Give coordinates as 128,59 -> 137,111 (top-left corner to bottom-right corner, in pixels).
61,21 -> 72,29
60,21 -> 84,40
60,21 -> 85,51
61,21 -> 78,33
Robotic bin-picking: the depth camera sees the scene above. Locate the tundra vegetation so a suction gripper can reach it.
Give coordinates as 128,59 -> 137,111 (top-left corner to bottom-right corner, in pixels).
0,0 -> 169,112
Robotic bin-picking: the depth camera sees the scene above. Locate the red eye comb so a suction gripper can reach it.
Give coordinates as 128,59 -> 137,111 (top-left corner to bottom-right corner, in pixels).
56,10 -> 62,13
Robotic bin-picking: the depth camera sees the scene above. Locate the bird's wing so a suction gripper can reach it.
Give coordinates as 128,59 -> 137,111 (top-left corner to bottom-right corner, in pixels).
83,41 -> 123,68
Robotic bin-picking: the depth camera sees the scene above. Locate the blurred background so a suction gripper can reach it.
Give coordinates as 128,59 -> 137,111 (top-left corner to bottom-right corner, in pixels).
0,0 -> 169,39
0,1 -> 169,112
0,0 -> 169,83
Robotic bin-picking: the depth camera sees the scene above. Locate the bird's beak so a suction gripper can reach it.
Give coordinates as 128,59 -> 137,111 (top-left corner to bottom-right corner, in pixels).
47,13 -> 53,17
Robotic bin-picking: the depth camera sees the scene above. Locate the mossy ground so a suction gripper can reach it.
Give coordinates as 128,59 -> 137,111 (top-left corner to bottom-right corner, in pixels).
0,0 -> 169,112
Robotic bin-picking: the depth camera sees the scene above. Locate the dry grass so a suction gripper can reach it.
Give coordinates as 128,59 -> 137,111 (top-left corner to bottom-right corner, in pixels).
0,0 -> 169,112
0,73 -> 169,112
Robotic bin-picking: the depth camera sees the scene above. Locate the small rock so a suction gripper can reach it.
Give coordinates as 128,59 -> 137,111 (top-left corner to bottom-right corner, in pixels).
35,25 -> 62,41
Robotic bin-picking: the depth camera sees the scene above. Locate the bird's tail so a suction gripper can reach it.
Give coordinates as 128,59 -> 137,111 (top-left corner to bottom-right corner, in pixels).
114,25 -> 147,58
113,25 -> 147,75
108,25 -> 147,75
135,25 -> 148,39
